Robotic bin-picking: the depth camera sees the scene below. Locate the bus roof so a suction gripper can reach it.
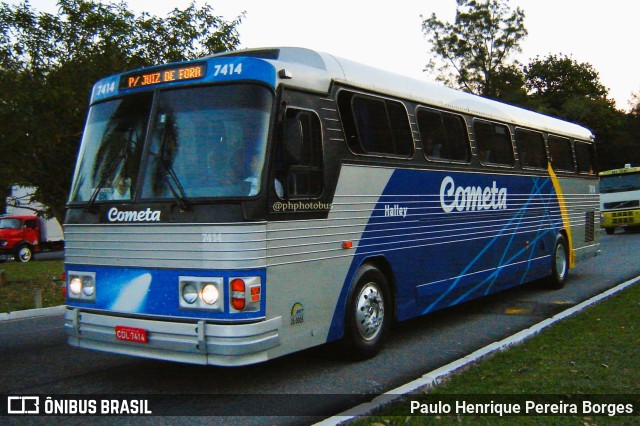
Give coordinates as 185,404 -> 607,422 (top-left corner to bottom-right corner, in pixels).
214,47 -> 595,142
599,166 -> 640,176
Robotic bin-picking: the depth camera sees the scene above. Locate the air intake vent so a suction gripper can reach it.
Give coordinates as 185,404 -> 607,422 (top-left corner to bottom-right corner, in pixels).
585,211 -> 595,242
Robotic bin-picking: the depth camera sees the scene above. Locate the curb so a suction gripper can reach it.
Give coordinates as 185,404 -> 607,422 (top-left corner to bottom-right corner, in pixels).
314,273 -> 640,425
0,305 -> 65,322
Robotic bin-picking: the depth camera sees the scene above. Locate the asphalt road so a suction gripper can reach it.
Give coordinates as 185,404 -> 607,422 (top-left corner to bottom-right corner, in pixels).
1,231 -> 639,425
33,250 -> 65,261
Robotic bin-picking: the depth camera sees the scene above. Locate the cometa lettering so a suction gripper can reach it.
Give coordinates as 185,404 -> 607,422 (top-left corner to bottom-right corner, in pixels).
107,207 -> 161,222
440,176 -> 508,213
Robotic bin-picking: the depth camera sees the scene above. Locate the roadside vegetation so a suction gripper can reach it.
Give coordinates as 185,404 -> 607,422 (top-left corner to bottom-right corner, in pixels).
0,260 -> 65,312
350,281 -> 640,425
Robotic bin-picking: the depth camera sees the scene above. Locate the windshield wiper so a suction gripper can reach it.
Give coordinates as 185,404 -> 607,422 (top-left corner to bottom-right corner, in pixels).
85,152 -> 127,212
148,151 -> 190,211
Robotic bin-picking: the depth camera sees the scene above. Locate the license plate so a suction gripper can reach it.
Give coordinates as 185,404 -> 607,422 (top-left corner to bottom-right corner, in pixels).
115,326 -> 148,344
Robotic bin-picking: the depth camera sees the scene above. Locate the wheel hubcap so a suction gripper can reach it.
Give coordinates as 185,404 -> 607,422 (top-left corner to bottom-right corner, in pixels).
355,282 -> 384,340
18,247 -> 31,262
555,245 -> 567,280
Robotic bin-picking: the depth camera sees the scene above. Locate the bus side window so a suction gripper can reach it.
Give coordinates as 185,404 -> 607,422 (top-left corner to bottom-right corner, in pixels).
548,135 -> 575,172
575,141 -> 597,174
515,128 -> 547,169
275,109 -> 324,199
417,107 -> 470,162
337,91 -> 414,158
474,120 -> 514,166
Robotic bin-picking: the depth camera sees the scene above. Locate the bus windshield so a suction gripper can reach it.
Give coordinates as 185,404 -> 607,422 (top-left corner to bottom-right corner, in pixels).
600,173 -> 640,193
69,84 -> 272,203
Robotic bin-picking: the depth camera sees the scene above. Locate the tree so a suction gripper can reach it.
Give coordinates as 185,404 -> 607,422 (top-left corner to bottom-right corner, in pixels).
524,54 -> 611,116
0,0 -> 243,223
421,0 -> 527,99
619,92 -> 640,169
523,54 -> 627,170
490,63 -> 528,106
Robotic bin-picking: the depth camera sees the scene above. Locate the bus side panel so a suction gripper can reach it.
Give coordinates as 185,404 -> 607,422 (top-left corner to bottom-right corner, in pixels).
326,167 -> 564,339
264,165 -> 394,354
271,165 -> 596,348
366,168 -> 564,320
552,176 -> 599,262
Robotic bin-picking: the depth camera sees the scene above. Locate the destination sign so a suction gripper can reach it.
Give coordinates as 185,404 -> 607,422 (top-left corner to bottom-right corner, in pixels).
120,63 -> 206,89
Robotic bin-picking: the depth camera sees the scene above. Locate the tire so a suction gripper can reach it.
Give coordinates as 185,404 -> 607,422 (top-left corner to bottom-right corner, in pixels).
15,244 -> 33,263
546,234 -> 568,289
342,264 -> 391,360
604,227 -> 615,235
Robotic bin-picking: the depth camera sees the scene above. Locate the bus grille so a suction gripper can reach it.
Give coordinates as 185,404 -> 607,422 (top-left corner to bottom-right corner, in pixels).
585,211 -> 595,242
611,211 -> 635,225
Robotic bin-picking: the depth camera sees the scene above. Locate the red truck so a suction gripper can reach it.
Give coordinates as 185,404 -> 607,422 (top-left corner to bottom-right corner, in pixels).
0,214 -> 64,262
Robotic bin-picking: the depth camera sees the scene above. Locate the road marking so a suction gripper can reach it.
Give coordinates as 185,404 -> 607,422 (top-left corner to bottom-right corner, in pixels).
314,273 -> 640,425
504,307 -> 529,315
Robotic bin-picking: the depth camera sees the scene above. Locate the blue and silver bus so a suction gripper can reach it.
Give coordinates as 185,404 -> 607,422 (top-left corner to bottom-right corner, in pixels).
64,47 -> 599,366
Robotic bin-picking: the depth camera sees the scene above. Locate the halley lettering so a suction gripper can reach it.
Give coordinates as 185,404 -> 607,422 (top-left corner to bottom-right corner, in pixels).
107,207 -> 161,222
384,204 -> 408,218
439,176 -> 507,213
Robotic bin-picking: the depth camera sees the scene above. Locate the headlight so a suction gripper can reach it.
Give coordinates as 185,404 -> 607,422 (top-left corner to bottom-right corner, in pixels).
201,283 -> 219,305
67,271 -> 97,302
182,283 -> 199,304
82,277 -> 95,297
69,277 -> 83,296
179,277 -> 223,311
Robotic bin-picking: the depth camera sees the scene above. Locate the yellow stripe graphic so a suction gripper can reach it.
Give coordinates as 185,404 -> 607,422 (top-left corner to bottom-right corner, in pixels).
547,165 -> 575,268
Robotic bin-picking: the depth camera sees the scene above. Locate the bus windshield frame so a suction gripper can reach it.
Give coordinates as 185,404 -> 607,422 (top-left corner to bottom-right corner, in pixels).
68,83 -> 273,204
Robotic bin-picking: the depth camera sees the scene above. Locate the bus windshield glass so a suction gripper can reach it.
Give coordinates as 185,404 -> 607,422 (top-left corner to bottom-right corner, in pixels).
69,93 -> 152,203
600,173 -> 640,193
141,85 -> 271,199
69,84 -> 272,203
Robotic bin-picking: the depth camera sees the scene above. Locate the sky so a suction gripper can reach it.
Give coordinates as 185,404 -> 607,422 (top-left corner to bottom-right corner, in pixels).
11,0 -> 640,111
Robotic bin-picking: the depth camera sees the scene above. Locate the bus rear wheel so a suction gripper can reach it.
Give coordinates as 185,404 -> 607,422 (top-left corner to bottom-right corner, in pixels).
342,264 -> 391,360
546,235 -> 568,289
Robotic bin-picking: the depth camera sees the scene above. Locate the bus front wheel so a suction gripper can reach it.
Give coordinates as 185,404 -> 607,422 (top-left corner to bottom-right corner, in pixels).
546,235 -> 568,289
342,264 -> 391,360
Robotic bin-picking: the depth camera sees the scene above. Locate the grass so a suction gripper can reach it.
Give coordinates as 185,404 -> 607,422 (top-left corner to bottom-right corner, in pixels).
350,281 -> 640,425
0,260 -> 65,312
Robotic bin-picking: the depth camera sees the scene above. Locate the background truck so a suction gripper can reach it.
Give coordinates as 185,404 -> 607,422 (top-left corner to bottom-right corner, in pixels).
1,185 -> 64,262
0,214 -> 64,262
599,164 -> 640,234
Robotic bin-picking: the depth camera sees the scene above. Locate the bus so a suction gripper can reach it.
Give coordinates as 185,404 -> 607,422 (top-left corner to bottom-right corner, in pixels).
64,47 -> 600,366
599,165 -> 640,234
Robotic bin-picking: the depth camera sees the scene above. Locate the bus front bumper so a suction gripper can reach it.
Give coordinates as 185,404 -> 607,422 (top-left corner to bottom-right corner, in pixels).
64,308 -> 282,366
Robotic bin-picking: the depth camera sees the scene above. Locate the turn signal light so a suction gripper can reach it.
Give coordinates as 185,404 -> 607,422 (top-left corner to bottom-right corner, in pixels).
250,286 -> 260,302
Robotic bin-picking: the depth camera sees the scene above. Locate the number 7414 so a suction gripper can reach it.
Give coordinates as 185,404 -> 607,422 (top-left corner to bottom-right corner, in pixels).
213,63 -> 243,76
